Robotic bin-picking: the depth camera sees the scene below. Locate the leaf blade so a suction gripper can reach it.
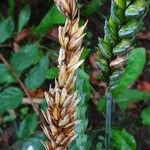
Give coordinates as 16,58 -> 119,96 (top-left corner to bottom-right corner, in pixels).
0,18 -> 14,43
11,43 -> 39,74
112,129 -> 136,150
17,114 -> 38,139
141,107 -> 150,125
25,54 -> 49,90
0,64 -> 15,84
21,134 -> 45,150
18,5 -> 31,32
33,5 -> 65,36
0,87 -> 23,113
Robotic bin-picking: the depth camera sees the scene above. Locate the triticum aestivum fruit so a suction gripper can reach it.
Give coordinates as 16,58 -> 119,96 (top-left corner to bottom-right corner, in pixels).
41,0 -> 87,150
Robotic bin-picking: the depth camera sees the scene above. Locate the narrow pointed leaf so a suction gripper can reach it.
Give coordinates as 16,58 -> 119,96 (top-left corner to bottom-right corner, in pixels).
33,5 -> 65,35
18,5 -> 31,32
0,18 -> 14,43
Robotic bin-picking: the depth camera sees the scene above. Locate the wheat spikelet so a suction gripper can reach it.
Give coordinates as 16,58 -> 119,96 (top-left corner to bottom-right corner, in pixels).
41,0 -> 87,149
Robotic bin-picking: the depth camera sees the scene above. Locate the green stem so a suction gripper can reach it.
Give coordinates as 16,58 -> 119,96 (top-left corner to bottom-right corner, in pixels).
105,91 -> 112,150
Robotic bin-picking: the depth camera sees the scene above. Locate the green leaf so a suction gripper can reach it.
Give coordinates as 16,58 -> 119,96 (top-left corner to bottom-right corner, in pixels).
0,64 -> 15,84
33,5 -> 65,36
122,130 -> 137,150
76,68 -> 90,102
46,66 -> 58,79
18,5 -> 31,32
25,54 -> 49,90
112,129 -> 136,150
76,68 -> 89,80
0,18 -> 14,43
116,89 -> 150,110
21,134 -> 45,150
0,87 -> 23,113
11,43 -> 39,74
112,48 -> 146,96
141,107 -> 150,125
72,69 -> 89,150
3,112 -> 16,122
17,114 -> 38,139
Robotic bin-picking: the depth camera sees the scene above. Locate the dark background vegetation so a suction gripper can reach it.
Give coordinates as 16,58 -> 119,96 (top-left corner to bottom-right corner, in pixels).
0,0 -> 150,150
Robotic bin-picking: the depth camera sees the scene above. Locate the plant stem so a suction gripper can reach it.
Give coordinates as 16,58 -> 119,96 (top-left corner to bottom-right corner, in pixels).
0,52 -> 38,114
0,44 -> 12,48
105,91 -> 112,150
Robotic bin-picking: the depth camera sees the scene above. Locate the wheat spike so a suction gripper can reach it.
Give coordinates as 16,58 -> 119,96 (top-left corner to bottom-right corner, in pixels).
41,0 -> 87,149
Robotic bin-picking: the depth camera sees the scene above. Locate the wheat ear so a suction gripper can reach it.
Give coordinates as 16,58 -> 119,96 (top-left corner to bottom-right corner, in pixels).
96,0 -> 149,149
41,0 -> 87,150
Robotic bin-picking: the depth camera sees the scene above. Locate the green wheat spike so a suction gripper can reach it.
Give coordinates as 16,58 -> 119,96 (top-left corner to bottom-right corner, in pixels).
96,0 -> 149,150
97,0 -> 149,88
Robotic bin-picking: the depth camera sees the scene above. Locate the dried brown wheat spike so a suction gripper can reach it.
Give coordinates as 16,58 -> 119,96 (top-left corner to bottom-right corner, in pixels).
41,0 -> 87,149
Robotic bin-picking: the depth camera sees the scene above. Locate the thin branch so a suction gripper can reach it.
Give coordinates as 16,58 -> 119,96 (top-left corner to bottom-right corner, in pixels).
0,44 -> 12,48
0,52 -> 38,114
22,97 -> 43,104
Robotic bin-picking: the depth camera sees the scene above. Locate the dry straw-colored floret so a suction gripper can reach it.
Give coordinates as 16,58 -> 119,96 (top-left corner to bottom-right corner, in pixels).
41,0 -> 87,150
